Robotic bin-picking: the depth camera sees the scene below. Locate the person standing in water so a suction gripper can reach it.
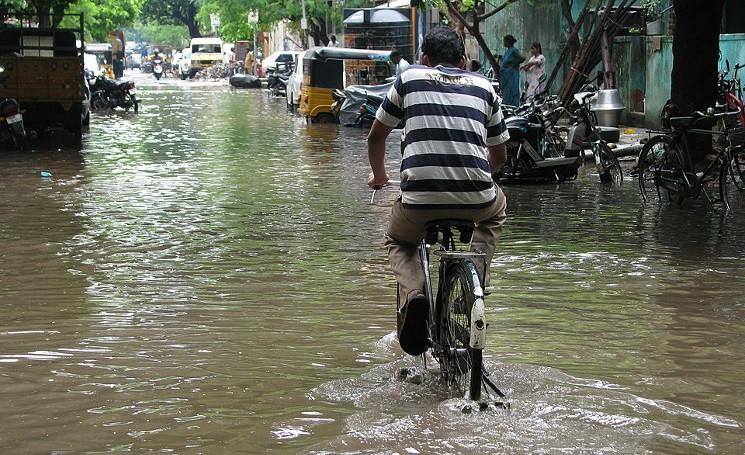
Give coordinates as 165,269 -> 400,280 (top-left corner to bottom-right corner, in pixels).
499,34 -> 524,107
521,42 -> 546,103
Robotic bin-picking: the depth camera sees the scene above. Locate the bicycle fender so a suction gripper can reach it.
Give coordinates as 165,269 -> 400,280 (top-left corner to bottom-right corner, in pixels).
470,297 -> 486,349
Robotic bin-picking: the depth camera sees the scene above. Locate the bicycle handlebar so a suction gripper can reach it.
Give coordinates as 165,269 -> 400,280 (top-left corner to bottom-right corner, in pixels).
370,180 -> 400,204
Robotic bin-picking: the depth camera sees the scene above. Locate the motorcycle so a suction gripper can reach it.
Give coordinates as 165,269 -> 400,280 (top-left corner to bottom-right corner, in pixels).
153,58 -> 164,80
0,97 -> 29,150
266,61 -> 293,97
88,74 -> 140,113
494,97 -> 581,183
334,83 -> 403,128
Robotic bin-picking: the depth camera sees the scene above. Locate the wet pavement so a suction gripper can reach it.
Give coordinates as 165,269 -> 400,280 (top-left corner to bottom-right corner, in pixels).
0,71 -> 744,453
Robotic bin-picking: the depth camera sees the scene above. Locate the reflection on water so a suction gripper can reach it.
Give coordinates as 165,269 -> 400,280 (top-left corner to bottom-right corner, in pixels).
0,74 -> 744,453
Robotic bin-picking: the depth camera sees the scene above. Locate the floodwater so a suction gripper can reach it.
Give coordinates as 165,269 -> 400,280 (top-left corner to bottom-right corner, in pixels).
1,73 -> 744,454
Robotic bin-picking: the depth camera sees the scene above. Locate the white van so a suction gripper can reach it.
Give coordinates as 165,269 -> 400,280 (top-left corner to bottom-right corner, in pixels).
189,37 -> 223,77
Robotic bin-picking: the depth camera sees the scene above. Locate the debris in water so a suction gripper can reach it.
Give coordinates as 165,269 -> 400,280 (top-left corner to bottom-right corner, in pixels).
40,171 -> 52,178
398,367 -> 423,385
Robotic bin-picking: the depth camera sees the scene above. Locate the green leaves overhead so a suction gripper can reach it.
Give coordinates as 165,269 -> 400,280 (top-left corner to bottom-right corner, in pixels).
67,0 -> 144,41
6,0 -> 377,44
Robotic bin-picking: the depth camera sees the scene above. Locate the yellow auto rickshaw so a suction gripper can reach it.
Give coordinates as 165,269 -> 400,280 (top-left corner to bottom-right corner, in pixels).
299,47 -> 392,123
85,42 -> 114,78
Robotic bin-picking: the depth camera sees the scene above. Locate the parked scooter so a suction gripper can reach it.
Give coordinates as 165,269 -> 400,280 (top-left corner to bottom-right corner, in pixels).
88,73 -> 139,112
494,97 -> 581,183
336,84 -> 404,128
0,97 -> 29,150
152,57 -> 164,80
354,91 -> 382,127
266,61 -> 292,97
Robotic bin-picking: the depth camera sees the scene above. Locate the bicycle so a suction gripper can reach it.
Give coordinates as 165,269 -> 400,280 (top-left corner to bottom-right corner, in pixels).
564,92 -> 624,183
371,187 -> 507,403
637,109 -> 745,211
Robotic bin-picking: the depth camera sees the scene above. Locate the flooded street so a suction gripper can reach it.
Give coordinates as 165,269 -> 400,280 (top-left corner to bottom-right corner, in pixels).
1,73 -> 745,454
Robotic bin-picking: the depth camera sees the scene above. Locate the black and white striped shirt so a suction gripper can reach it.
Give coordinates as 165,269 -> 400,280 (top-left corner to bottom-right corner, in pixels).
376,64 -> 509,209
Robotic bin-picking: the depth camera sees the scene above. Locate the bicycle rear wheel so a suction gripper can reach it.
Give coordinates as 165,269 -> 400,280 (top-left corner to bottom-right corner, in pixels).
720,147 -> 745,211
436,261 -> 483,401
593,141 -> 623,183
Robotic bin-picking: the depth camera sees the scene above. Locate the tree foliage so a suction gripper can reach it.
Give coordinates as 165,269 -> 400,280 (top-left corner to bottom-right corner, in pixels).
1,0 -> 142,40
197,0 -> 339,44
141,0 -> 202,37
66,0 -> 144,41
124,22 -> 190,48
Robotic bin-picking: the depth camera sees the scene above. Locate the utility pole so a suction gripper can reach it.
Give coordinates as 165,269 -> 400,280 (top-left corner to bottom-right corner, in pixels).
301,0 -> 309,49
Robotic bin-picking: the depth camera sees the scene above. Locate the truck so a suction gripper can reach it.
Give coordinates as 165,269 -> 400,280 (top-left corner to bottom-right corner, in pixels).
0,13 -> 86,144
188,37 -> 222,78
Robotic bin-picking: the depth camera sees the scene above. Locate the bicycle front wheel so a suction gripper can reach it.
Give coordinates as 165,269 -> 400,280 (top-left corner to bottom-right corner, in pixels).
436,261 -> 483,401
720,147 -> 745,211
593,141 -> 623,183
638,135 -> 677,202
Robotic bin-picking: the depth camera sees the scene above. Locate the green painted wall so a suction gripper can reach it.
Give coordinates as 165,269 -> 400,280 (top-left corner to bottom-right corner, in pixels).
482,0 -> 567,94
613,33 -> 745,128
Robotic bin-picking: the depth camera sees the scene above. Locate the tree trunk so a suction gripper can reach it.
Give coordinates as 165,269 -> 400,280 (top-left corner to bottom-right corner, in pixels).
601,30 -> 616,89
442,0 -> 501,77
36,6 -> 51,28
186,20 -> 201,38
670,0 -> 725,163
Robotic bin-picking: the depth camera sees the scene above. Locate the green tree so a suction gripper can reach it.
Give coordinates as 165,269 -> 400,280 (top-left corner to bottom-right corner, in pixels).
197,0 -> 337,46
66,0 -> 144,41
26,0 -> 73,27
125,22 -> 191,48
141,0 -> 202,38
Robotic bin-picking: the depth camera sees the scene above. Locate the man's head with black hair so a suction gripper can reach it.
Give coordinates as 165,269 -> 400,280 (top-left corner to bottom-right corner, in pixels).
390,49 -> 402,63
421,26 -> 465,68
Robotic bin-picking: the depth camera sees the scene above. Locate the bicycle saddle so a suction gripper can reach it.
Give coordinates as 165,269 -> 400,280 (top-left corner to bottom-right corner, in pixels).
425,219 -> 474,245
668,115 -> 697,128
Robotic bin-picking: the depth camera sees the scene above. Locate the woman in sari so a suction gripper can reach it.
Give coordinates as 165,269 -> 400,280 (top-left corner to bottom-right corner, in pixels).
500,34 -> 523,107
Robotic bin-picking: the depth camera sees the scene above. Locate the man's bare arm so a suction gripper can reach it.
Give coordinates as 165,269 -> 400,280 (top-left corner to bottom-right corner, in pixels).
488,143 -> 507,173
367,119 -> 394,189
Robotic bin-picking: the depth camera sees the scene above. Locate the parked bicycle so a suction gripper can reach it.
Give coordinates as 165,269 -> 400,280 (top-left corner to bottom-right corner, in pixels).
718,60 -> 744,128
372,186 -> 507,403
564,92 -> 624,183
637,108 -> 745,211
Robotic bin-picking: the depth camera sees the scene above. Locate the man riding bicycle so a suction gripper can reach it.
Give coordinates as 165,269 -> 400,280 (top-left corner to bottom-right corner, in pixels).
367,26 -> 509,357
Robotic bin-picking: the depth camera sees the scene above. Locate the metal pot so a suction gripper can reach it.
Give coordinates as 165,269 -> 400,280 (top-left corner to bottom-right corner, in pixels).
591,89 -> 625,127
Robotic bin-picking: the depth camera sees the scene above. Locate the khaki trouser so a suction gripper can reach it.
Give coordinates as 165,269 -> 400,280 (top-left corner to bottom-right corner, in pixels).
385,187 -> 507,305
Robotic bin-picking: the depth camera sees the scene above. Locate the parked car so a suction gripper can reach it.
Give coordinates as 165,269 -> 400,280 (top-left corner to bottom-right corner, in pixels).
286,50 -> 307,112
262,50 -> 301,75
